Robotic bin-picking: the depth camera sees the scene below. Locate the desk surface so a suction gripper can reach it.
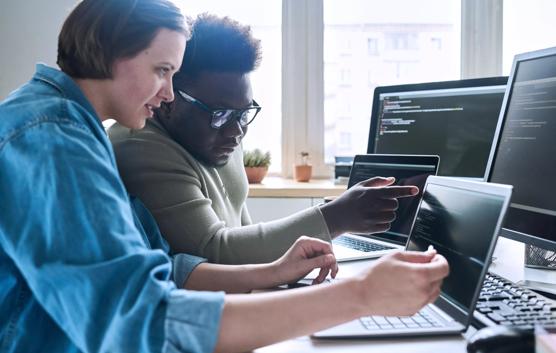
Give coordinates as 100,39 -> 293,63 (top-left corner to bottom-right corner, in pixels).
255,333 -> 471,353
248,177 -> 346,198
254,238 -> 543,352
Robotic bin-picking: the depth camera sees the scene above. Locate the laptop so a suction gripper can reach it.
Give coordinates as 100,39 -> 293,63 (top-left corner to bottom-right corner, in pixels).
333,154 -> 439,262
314,176 -> 512,338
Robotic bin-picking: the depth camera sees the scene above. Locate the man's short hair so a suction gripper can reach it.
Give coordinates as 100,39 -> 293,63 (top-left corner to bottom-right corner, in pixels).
176,13 -> 262,82
57,0 -> 189,79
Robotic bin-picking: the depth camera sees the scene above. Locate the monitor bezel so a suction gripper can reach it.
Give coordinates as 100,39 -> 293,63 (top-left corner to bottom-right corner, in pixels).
484,46 -> 556,251
366,76 -> 509,174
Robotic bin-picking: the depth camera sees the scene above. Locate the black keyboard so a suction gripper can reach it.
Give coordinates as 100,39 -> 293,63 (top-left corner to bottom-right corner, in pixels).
333,236 -> 394,253
474,272 -> 556,329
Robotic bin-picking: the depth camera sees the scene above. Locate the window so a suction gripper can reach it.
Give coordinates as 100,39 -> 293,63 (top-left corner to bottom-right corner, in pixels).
503,0 -> 556,74
323,0 -> 461,164
339,68 -> 352,86
431,37 -> 442,50
367,38 -> 379,56
339,132 -> 351,149
385,33 -> 418,51
171,0 -> 522,178
177,0 -> 282,173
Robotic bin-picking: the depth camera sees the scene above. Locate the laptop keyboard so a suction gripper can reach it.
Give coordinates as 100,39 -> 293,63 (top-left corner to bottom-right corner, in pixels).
333,235 -> 395,253
475,272 -> 556,329
360,311 -> 444,330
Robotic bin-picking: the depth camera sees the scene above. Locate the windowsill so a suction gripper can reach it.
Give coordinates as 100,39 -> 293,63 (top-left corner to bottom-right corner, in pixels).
248,176 -> 346,198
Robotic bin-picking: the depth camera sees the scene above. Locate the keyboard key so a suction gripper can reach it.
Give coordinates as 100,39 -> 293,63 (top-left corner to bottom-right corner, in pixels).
487,312 -> 505,323
488,294 -> 510,301
387,317 -> 402,325
372,316 -> 389,325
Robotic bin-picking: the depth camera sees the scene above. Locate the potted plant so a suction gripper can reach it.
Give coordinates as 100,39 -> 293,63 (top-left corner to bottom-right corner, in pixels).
294,151 -> 312,182
243,148 -> 271,184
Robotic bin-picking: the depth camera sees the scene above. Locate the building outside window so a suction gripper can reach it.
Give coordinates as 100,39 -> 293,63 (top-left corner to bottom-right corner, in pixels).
323,0 -> 461,163
367,38 -> 379,56
174,0 -> 556,176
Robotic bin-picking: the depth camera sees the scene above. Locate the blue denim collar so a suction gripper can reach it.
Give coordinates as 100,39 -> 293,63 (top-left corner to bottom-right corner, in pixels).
33,63 -> 102,129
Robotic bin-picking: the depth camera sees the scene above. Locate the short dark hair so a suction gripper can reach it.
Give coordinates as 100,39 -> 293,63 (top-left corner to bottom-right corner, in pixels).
175,13 -> 262,83
57,0 -> 188,79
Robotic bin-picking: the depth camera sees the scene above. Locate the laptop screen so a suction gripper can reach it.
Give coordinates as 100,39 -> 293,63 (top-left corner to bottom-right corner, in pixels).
348,154 -> 438,245
406,182 -> 507,312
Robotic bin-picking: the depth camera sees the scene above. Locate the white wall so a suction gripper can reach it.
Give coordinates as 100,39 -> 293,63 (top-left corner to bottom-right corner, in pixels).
0,0 -> 78,100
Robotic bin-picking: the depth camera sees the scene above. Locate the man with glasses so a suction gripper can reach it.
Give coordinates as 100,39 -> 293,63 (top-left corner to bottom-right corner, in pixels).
176,90 -> 261,130
109,14 -> 417,264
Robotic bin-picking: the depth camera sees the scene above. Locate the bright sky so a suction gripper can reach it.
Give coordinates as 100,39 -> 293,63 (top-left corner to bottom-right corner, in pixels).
176,0 -> 460,26
177,0 -> 281,26
324,0 -> 459,25
503,0 -> 556,73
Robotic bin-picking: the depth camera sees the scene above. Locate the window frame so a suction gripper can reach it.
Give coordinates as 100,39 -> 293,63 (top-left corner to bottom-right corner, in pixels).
281,0 -> 503,178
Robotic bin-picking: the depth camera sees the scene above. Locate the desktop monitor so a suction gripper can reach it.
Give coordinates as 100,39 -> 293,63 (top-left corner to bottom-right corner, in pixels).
367,77 -> 508,178
485,47 -> 556,251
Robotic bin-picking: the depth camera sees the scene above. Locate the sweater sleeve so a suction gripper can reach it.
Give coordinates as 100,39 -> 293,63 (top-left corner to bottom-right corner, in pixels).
240,203 -> 253,226
111,131 -> 332,265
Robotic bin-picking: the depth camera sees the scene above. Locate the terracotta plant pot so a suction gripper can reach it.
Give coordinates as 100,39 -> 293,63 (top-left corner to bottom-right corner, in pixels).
245,166 -> 268,184
294,165 -> 312,182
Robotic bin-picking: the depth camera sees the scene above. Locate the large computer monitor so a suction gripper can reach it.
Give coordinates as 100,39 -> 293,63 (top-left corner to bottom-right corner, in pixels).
485,47 -> 556,251
367,77 -> 508,178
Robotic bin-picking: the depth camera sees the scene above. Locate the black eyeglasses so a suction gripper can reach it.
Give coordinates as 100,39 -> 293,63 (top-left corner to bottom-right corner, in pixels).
176,90 -> 262,129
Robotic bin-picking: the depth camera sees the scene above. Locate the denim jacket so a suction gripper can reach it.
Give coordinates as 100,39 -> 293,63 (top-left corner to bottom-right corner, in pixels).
0,64 -> 224,353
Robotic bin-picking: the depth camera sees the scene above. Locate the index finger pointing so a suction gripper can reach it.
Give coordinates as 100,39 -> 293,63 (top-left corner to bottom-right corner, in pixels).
375,185 -> 419,199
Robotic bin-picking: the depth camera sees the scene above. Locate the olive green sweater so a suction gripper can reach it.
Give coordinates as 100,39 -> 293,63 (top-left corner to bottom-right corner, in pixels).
108,119 -> 331,264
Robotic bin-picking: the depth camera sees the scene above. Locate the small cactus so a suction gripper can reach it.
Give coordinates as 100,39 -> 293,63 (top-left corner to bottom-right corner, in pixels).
300,151 -> 309,165
243,149 -> 271,168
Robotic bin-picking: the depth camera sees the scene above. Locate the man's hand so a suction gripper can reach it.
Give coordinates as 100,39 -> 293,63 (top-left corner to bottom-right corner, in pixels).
271,236 -> 338,286
320,176 -> 419,237
355,250 -> 449,317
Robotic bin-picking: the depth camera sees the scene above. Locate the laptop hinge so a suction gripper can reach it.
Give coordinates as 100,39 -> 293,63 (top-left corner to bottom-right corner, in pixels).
428,303 -> 455,322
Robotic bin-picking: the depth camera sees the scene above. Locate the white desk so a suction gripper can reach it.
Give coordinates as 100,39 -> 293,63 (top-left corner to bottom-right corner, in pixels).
254,237 -> 549,352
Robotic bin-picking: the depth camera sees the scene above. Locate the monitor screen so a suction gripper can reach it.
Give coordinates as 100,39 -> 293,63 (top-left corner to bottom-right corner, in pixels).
406,181 -> 507,312
486,48 -> 556,250
347,154 -> 438,245
367,78 -> 507,178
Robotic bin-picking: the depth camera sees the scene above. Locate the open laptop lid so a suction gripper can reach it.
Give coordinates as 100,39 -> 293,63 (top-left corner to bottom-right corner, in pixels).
348,154 -> 439,245
405,176 -> 512,328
